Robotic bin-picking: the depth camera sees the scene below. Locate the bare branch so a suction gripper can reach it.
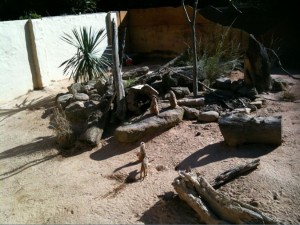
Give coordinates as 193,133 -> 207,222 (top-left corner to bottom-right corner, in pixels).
182,0 -> 191,23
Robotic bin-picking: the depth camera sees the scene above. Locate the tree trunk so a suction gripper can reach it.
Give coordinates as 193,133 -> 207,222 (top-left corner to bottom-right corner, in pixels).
173,171 -> 277,224
218,114 -> 282,146
112,19 -> 126,122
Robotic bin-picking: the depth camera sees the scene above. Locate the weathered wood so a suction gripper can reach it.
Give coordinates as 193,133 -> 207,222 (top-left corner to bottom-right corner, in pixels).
177,98 -> 205,107
122,66 -> 149,80
218,114 -> 282,146
173,172 -> 277,224
211,159 -> 260,189
112,19 -> 126,121
182,0 -> 199,96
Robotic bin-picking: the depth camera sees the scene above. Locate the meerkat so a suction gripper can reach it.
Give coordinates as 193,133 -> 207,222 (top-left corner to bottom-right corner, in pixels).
169,90 -> 178,108
136,141 -> 146,162
140,155 -> 149,180
149,95 -> 159,115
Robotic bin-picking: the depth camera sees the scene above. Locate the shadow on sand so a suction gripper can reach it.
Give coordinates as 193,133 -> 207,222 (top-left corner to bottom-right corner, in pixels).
175,141 -> 277,171
0,95 -> 57,122
138,192 -> 201,224
0,136 -> 59,180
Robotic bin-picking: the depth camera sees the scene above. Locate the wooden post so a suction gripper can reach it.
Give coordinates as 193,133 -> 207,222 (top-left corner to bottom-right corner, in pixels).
111,19 -> 126,121
182,0 -> 199,97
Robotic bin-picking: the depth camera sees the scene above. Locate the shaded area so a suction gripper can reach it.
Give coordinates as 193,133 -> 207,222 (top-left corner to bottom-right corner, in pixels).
175,141 -> 277,171
0,136 -> 58,180
139,191 -> 201,224
90,129 -> 169,161
0,136 -> 56,160
0,153 -> 58,180
0,95 -> 56,122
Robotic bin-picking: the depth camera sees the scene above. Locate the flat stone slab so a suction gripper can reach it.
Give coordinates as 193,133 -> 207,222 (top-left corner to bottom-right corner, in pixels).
115,107 -> 184,143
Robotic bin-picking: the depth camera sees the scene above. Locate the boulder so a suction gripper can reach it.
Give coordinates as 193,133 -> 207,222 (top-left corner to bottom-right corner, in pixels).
68,83 -> 85,94
74,93 -> 89,101
65,101 -> 97,122
56,93 -> 73,108
115,107 -> 184,143
182,106 -> 199,120
198,111 -> 219,122
171,87 -> 191,99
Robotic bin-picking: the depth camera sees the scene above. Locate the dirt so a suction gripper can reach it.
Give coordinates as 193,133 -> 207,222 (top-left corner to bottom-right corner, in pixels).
0,73 -> 300,224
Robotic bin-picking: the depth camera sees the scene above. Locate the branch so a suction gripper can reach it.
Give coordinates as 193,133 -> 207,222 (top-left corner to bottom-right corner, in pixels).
182,0 -> 192,24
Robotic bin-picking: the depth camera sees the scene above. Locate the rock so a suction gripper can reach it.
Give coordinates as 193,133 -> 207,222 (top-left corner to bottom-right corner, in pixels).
79,110 -> 108,146
218,113 -> 282,146
56,93 -> 73,108
272,78 -> 288,92
171,87 -> 191,98
89,93 -> 102,101
74,93 -> 89,101
122,66 -> 149,80
182,106 -> 199,120
65,101 -> 97,122
68,83 -> 86,94
198,111 -> 219,122
150,80 -> 164,94
115,107 -> 184,143
213,77 -> 232,90
94,78 -> 108,96
79,126 -> 103,147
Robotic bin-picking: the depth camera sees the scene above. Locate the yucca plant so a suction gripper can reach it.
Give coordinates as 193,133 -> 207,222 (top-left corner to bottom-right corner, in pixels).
60,26 -> 111,83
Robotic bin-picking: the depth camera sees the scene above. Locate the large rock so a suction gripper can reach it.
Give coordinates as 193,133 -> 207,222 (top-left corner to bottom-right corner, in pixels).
115,107 -> 184,143
56,93 -> 73,108
218,114 -> 282,146
198,111 -> 219,122
65,101 -> 98,122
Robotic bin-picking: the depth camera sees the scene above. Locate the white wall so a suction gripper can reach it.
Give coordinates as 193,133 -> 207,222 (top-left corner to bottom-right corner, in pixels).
0,12 -> 117,104
32,13 -> 115,86
0,20 -> 33,104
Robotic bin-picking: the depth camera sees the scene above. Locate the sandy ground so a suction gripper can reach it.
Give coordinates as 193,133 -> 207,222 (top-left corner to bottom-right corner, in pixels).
0,74 -> 300,224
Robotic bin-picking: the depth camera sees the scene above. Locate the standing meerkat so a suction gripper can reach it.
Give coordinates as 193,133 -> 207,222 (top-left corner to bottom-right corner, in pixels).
137,141 -> 146,162
169,90 -> 177,108
150,95 -> 159,115
140,155 -> 149,180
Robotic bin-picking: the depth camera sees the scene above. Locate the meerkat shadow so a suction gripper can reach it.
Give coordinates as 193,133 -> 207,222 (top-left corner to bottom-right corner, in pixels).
113,160 -> 140,173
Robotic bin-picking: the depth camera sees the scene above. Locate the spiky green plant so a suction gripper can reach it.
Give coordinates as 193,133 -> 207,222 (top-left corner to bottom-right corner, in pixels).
60,26 -> 111,83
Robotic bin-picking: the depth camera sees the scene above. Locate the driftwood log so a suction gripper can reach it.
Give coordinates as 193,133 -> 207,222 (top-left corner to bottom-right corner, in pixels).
122,66 -> 149,80
177,98 -> 205,107
211,159 -> 260,189
218,114 -> 282,146
173,171 -> 277,224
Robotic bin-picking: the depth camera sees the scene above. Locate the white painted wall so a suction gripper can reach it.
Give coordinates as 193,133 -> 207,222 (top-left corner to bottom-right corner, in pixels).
31,13 -> 116,86
0,20 -> 33,104
0,12 -> 117,104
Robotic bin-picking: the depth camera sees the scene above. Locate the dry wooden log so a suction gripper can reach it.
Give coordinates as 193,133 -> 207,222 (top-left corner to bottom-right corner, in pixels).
173,172 -> 277,224
218,114 -> 282,146
211,159 -> 260,189
177,98 -> 205,107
